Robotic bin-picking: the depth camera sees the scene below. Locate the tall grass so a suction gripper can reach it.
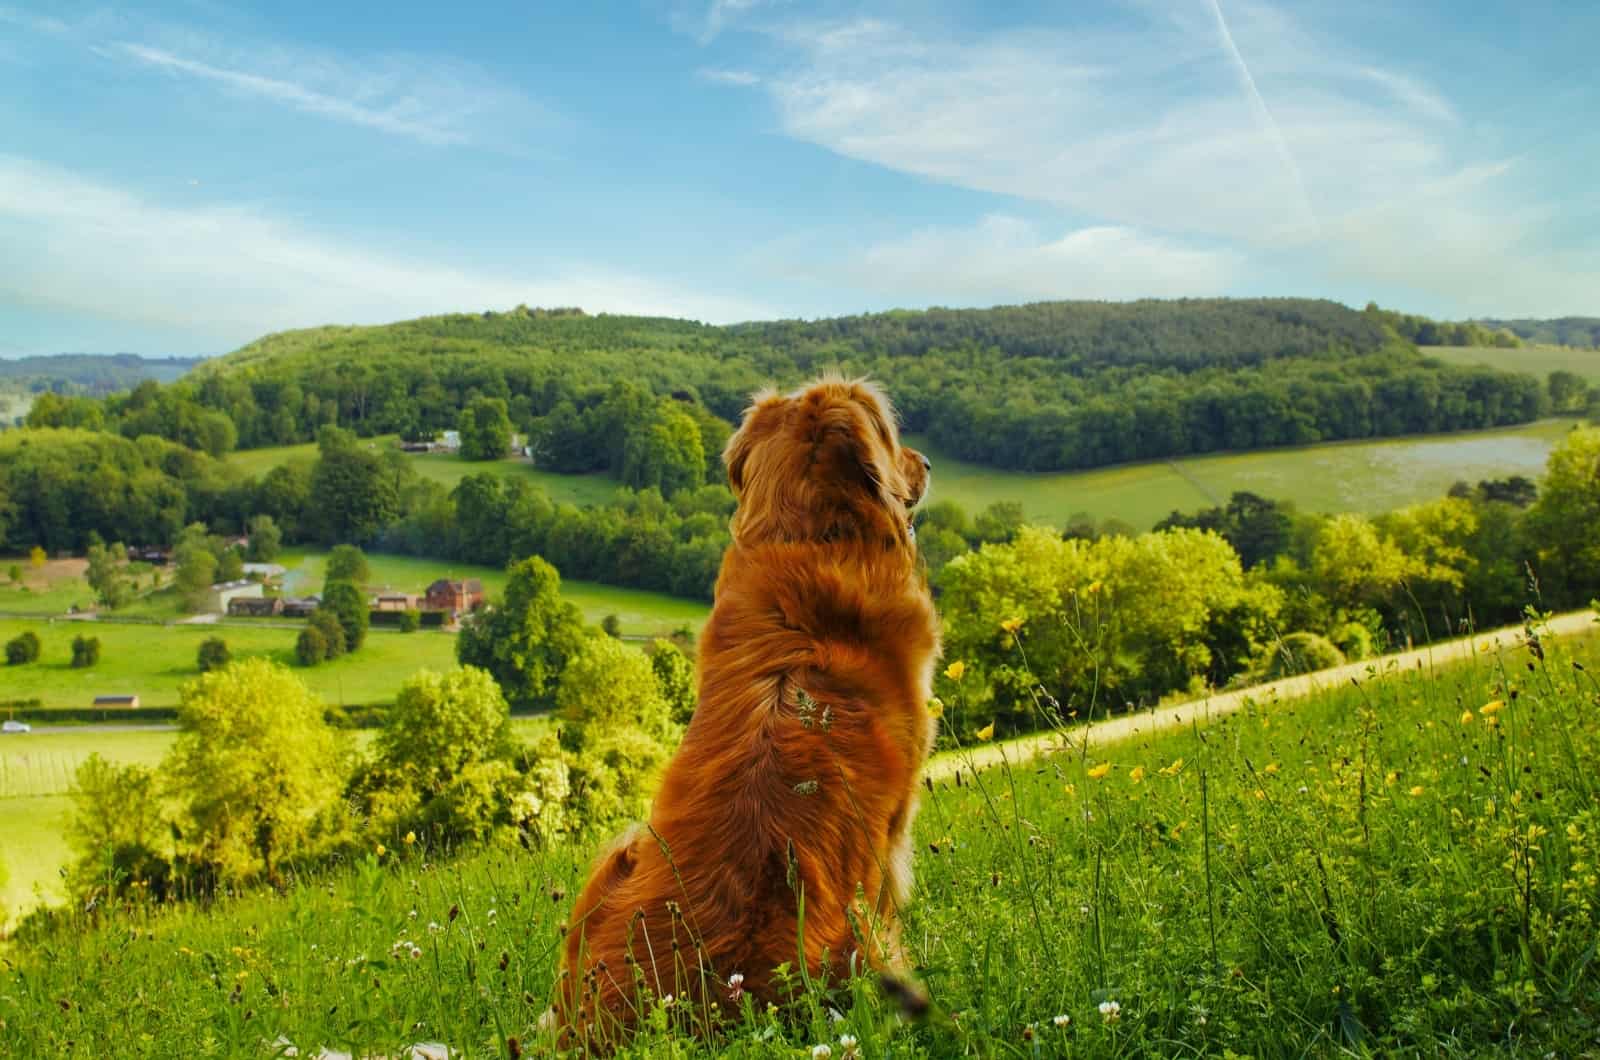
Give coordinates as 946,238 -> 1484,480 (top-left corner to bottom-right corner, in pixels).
3,627 -> 1598,1056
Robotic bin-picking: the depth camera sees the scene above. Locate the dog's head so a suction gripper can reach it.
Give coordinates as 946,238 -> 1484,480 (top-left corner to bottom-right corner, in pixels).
722,375 -> 929,549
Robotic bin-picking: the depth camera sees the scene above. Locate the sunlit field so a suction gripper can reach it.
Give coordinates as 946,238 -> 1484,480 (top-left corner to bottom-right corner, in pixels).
1426,344 -> 1600,384
909,419 -> 1584,529
5,625 -> 1596,1056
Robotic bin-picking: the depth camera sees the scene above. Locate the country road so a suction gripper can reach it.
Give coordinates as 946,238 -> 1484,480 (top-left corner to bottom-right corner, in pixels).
925,608 -> 1598,780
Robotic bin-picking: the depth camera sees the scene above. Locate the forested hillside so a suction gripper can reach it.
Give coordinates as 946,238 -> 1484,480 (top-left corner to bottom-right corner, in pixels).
0,353 -> 202,393
70,298 -> 1548,473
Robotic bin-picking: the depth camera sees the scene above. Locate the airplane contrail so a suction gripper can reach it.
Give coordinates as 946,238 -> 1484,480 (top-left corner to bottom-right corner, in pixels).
1204,0 -> 1322,238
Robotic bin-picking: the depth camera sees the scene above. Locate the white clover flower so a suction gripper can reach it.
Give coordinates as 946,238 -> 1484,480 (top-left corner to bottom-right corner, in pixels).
661,993 -> 675,1008
1053,1013 -> 1072,1028
838,1034 -> 860,1059
427,921 -> 442,935
1099,999 -> 1121,1024
727,972 -> 745,1002
811,1046 -> 832,1060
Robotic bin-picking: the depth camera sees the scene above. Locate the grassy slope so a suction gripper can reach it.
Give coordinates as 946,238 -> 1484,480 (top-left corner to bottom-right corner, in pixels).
912,418 -> 1582,529
1426,344 -> 1600,384
4,632 -> 1597,1056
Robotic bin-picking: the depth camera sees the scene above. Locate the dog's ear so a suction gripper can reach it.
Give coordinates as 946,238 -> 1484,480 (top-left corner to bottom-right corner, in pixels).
811,400 -> 885,499
723,388 -> 782,494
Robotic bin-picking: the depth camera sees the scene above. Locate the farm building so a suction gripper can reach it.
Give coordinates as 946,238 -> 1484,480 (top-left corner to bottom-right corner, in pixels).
205,579 -> 262,613
372,592 -> 420,612
281,596 -> 321,618
228,596 -> 284,617
92,695 -> 140,708
425,578 -> 484,615
438,430 -> 461,451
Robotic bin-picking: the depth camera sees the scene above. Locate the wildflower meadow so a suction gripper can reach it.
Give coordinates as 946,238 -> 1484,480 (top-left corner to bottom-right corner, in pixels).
3,614 -> 1597,1056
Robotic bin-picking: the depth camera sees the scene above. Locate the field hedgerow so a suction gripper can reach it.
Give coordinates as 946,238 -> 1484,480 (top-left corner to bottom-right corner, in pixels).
2,625 -> 1599,1057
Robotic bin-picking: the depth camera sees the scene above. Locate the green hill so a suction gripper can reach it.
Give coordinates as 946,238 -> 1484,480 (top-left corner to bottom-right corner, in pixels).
185,298 -> 1544,473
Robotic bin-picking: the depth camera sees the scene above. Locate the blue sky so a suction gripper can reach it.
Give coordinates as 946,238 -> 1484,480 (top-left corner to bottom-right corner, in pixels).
1,0 -> 1596,356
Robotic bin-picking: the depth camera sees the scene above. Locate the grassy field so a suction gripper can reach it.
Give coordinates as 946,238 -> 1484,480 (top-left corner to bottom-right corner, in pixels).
0,618 -> 462,711
1426,344 -> 1600,384
910,418 -> 1584,529
3,627 -> 1595,1054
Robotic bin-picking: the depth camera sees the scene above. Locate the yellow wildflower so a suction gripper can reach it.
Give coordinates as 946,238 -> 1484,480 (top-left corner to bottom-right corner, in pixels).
1129,766 -> 1146,783
1000,617 -> 1025,635
1409,786 -> 1424,796
404,831 -> 417,846
1480,700 -> 1504,715
926,697 -> 945,719
1087,761 -> 1111,780
1158,757 -> 1184,777
1460,711 -> 1475,726
1063,783 -> 1076,796
944,660 -> 966,681
1264,762 -> 1280,775
1086,580 -> 1103,595
1485,715 -> 1500,728
1254,789 -> 1266,800
375,843 -> 387,859
974,722 -> 996,742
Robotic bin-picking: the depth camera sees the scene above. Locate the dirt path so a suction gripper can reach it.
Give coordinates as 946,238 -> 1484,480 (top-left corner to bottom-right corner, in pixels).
925,609 -> 1597,780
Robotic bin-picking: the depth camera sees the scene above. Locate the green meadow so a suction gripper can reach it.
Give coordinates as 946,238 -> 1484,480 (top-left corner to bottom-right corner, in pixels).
1426,344 -> 1600,384
910,418 -> 1583,529
4,628 -> 1596,1056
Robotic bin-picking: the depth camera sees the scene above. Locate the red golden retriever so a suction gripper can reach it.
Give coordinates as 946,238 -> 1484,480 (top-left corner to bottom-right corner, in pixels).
555,375 -> 939,1046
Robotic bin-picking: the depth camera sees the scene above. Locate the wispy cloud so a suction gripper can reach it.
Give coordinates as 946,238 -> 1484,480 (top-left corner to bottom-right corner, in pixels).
845,216 -> 1242,303
699,68 -> 762,87
112,43 -> 472,145
0,157 -> 772,347
6,8 -> 551,148
719,3 -> 1593,314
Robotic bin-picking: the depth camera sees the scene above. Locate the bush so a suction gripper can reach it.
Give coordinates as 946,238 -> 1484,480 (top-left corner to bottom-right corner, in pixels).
1265,632 -> 1346,679
309,610 -> 347,659
649,639 -> 697,725
1329,621 -> 1376,661
6,631 -> 41,666
319,581 -> 368,652
296,625 -> 328,667
601,613 -> 623,639
65,755 -> 170,901
377,666 -> 513,781
196,637 -> 230,673
397,609 -> 421,633
70,635 -> 101,669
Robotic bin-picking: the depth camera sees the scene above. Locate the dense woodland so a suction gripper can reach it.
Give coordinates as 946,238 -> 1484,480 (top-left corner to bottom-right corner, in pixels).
20,299 -> 1572,473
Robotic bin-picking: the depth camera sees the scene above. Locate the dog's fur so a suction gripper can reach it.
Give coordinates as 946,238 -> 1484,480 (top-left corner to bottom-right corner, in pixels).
555,376 -> 939,1046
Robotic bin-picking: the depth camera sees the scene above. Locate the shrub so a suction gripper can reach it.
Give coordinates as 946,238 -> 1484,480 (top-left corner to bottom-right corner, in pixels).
309,610 -> 347,659
1265,631 -> 1346,679
64,755 -> 170,901
70,635 -> 101,669
6,631 -> 41,666
296,625 -> 328,667
196,637 -> 230,673
377,666 -> 513,781
319,581 -> 368,652
601,613 -> 623,639
649,639 -> 697,725
397,609 -> 420,633
1329,620 -> 1376,661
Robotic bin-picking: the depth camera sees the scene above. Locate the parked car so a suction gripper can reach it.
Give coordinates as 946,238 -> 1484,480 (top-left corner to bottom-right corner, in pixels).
2,719 -> 32,734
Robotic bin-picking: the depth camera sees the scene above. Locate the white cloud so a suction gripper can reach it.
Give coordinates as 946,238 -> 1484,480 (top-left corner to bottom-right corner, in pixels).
0,157 -> 773,347
721,3 -> 1594,314
699,68 -> 762,87
848,216 -> 1241,302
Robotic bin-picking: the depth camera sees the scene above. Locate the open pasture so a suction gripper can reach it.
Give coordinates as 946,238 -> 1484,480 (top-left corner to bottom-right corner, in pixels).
5,628 -> 1596,1054
910,418 -> 1583,529
1425,343 -> 1600,384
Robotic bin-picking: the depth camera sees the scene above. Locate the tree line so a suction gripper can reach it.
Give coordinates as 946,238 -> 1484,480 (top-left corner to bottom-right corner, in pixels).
25,298 -> 1584,473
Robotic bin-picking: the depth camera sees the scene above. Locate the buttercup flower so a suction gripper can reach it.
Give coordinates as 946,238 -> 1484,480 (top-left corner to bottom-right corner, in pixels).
375,843 -> 387,858
1460,711 -> 1475,726
1000,617 -> 1025,635
1409,785 -> 1424,796
1087,761 -> 1111,780
1159,757 -> 1184,777
926,697 -> 945,719
945,660 -> 967,681
404,831 -> 416,846
1480,699 -> 1504,715
975,722 -> 996,742
1264,762 -> 1280,775
1129,766 -> 1146,782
